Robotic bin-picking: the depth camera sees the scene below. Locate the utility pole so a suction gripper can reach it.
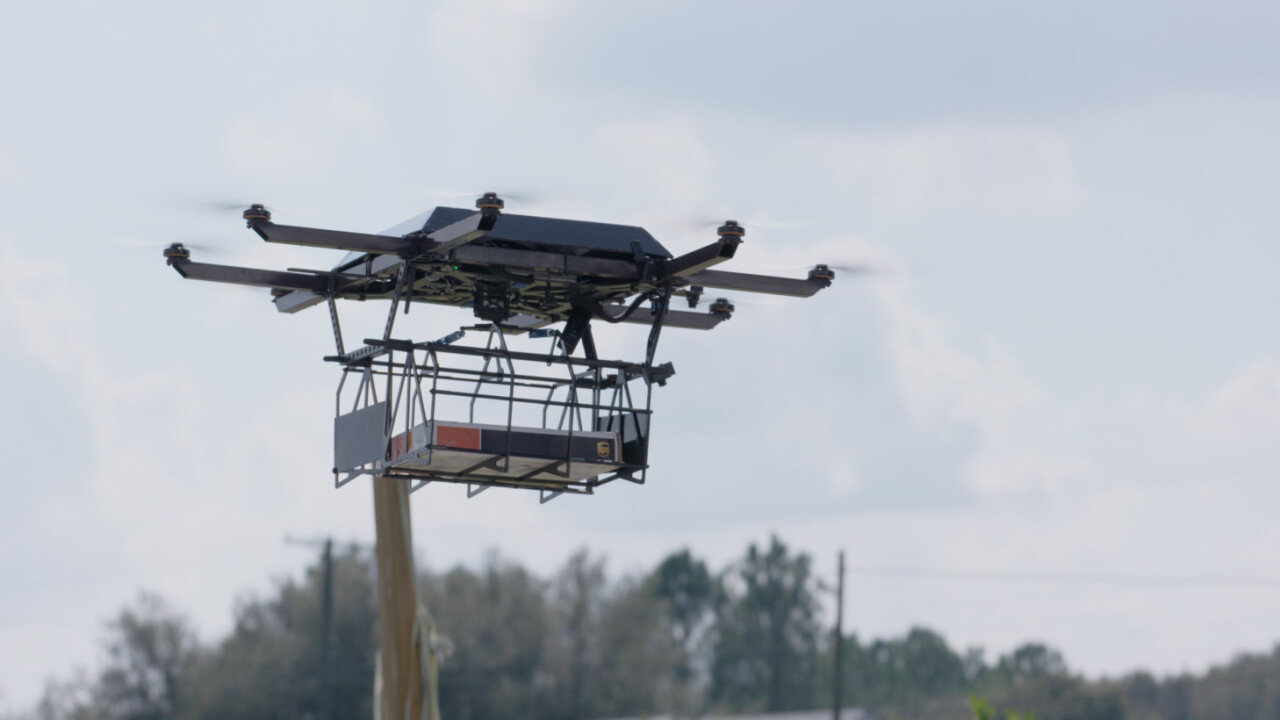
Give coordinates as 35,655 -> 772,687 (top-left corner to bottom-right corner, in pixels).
287,536 -> 336,720
833,550 -> 845,720
320,538 -> 334,720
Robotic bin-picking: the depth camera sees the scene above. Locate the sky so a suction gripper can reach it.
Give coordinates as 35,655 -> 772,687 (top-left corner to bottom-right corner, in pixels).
3,0 -> 1280,710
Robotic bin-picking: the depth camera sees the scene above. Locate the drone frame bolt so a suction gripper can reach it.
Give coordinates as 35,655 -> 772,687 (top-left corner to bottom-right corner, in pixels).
686,284 -> 704,309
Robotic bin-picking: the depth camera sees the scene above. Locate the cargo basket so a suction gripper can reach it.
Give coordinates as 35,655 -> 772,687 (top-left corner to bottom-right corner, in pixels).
331,325 -> 669,502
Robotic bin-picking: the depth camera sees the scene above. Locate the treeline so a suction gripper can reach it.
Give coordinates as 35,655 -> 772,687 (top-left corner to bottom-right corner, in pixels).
27,536 -> 1280,720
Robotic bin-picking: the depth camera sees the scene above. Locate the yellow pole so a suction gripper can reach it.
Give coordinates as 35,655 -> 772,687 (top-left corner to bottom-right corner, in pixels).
372,477 -> 439,720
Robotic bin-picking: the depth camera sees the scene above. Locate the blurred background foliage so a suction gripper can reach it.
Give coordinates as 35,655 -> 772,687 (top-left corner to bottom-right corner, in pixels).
25,536 -> 1280,720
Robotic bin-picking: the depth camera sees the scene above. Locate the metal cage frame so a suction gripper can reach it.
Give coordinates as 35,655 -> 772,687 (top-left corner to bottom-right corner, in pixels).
332,325 -> 666,503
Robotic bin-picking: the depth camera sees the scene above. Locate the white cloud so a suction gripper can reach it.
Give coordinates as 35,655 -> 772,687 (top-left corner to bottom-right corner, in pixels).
226,117 -> 320,174
0,235 -> 201,478
826,457 -> 862,497
0,236 -> 98,376
0,147 -> 15,186
0,237 -> 359,703
798,126 -> 1082,213
867,268 -> 1093,495
425,0 -> 568,92
590,117 -> 713,219
224,88 -> 382,175
1188,360 -> 1280,448
324,87 -> 380,135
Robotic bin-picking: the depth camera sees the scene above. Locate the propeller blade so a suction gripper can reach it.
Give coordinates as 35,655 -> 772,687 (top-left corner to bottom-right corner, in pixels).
192,200 -> 254,213
179,198 -> 320,218
116,238 -> 225,256
422,189 -> 542,204
756,262 -> 874,274
669,215 -> 802,233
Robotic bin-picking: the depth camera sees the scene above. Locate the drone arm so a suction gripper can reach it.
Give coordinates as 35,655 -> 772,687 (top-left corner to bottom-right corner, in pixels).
681,268 -> 827,297
665,236 -> 741,277
168,258 -> 331,293
274,290 -> 325,314
601,305 -> 727,330
249,221 -> 415,255
423,212 -> 495,255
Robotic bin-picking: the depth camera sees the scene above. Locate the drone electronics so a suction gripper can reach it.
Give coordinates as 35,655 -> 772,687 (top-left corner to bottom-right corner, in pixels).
166,194 -> 835,501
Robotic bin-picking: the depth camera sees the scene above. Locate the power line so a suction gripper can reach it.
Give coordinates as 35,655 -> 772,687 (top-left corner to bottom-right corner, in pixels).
842,566 -> 1280,589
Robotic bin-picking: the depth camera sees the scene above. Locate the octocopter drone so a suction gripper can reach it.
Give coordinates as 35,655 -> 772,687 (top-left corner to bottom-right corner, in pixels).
166,194 -> 837,499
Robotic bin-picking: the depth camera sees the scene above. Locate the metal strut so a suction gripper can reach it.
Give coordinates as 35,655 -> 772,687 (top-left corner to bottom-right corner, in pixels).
327,287 -> 346,357
383,262 -> 410,343
644,287 -> 671,366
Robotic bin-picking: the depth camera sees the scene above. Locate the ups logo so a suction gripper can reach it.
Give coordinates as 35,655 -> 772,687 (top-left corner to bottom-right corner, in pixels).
596,441 -> 612,459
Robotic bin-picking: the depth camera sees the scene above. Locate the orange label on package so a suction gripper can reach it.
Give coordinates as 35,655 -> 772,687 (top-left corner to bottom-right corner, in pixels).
436,425 -> 481,450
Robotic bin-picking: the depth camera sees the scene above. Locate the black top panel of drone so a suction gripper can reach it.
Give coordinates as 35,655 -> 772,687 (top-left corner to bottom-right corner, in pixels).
421,207 -> 671,259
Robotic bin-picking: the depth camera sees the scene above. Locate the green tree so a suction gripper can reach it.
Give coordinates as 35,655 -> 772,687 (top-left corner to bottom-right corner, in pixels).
971,695 -> 1037,720
651,549 -> 715,713
548,550 -> 608,720
710,535 -> 821,713
592,575 -> 683,717
181,545 -> 376,720
36,672 -> 100,720
422,549 -> 683,720
35,594 -> 198,720
845,628 -> 969,714
1118,671 -> 1191,720
419,554 -> 551,720
654,548 -> 713,671
1187,646 -> 1280,720
989,676 -> 1123,720
983,644 -> 1122,720
95,593 -> 197,720
989,644 -> 1068,687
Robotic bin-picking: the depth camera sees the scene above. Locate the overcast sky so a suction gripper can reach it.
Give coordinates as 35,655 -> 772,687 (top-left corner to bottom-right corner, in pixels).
3,0 -> 1280,711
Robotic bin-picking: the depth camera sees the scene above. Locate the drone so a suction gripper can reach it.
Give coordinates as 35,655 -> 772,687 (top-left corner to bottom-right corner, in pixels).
166,194 -> 837,498
164,193 -> 834,363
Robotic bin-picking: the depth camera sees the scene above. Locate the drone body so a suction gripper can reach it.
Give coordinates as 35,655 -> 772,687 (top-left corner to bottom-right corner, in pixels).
166,194 -> 834,359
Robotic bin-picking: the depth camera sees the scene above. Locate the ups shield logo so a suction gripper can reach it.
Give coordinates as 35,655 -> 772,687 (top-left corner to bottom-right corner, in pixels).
596,441 -> 612,459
